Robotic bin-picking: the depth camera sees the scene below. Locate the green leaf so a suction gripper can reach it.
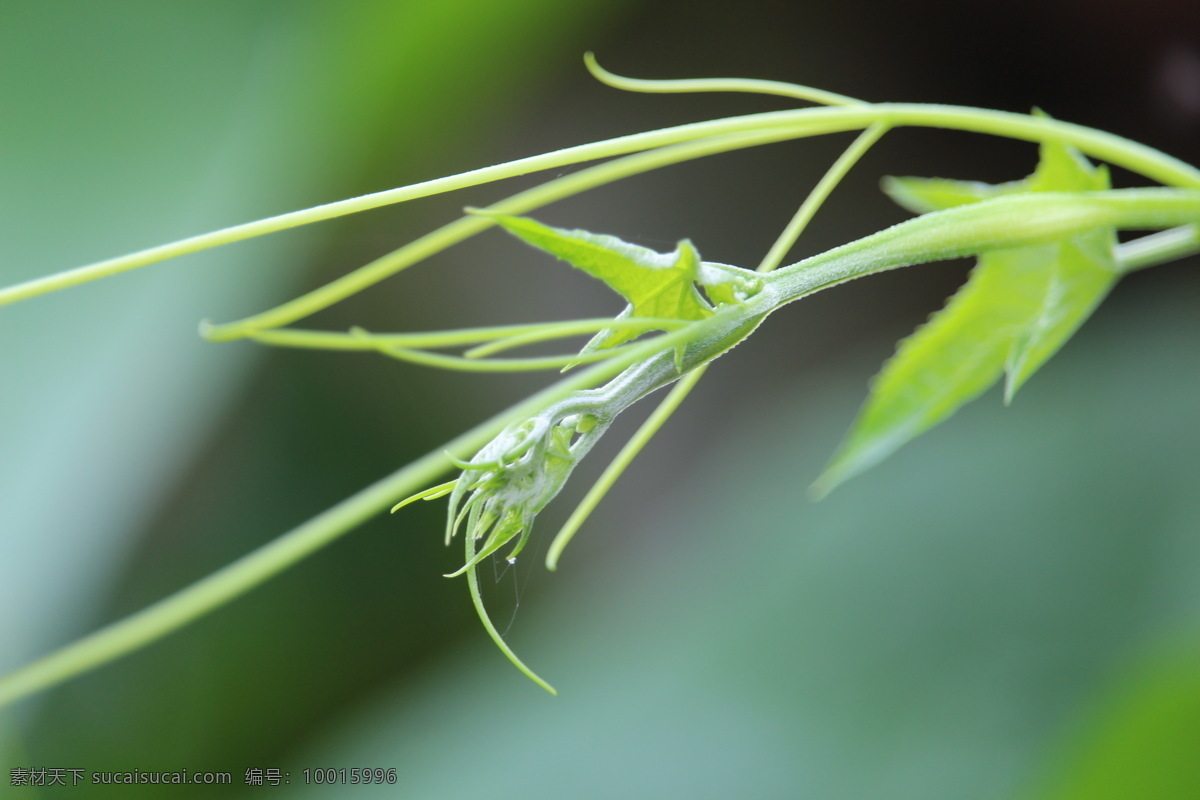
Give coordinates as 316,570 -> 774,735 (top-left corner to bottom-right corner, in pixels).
1003,230 -> 1116,401
1000,138 -> 1118,399
815,137 -> 1119,495
497,216 -> 713,322
812,247 -> 1037,495
482,213 -> 715,351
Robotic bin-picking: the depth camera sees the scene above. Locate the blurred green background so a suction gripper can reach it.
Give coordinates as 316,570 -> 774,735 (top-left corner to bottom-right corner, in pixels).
2,0 -> 1199,797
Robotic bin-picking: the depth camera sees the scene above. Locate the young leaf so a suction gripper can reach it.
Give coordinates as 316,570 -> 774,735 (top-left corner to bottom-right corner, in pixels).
815,138 -> 1119,496
696,261 -> 764,307
482,212 -> 714,351
811,246 -> 1040,496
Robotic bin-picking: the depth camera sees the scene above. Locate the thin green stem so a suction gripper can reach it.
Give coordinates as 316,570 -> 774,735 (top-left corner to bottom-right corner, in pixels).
1115,224 -> 1200,273
0,115 -> 807,310
370,344 -> 644,373
464,319 -> 687,359
0,446 -> 460,709
242,318 -> 683,353
201,126 -> 837,340
546,364 -> 709,570
464,532 -> 555,694
204,107 -> 1200,338
757,123 -> 890,272
0,317 -> 713,708
583,52 -> 866,107
8,103 -> 1199,312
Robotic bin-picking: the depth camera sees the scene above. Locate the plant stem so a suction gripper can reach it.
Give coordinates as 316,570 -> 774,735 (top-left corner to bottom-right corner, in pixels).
758,123 -> 890,271
0,322 -> 711,709
240,317 -> 686,353
583,52 -> 867,107
768,189 -> 1200,304
6,104 -> 1198,312
1115,224 -> 1200,272
465,531 -> 556,694
546,364 -> 710,570
365,344 -> 646,372
0,445 -> 463,710
199,126 -> 842,339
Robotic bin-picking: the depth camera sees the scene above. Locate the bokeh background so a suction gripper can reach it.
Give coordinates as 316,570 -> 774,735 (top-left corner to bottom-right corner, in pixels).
3,1 -> 1199,797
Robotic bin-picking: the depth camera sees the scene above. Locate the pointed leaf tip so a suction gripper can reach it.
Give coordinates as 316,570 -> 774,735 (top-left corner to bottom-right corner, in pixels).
831,139 -> 1119,487
491,215 -> 716,358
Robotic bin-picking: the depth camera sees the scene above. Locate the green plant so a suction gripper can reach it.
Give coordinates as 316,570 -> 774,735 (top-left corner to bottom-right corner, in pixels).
1,56 -> 1197,703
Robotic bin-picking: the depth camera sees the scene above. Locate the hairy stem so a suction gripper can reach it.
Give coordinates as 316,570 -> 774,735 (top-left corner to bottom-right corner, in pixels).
546,364 -> 710,570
